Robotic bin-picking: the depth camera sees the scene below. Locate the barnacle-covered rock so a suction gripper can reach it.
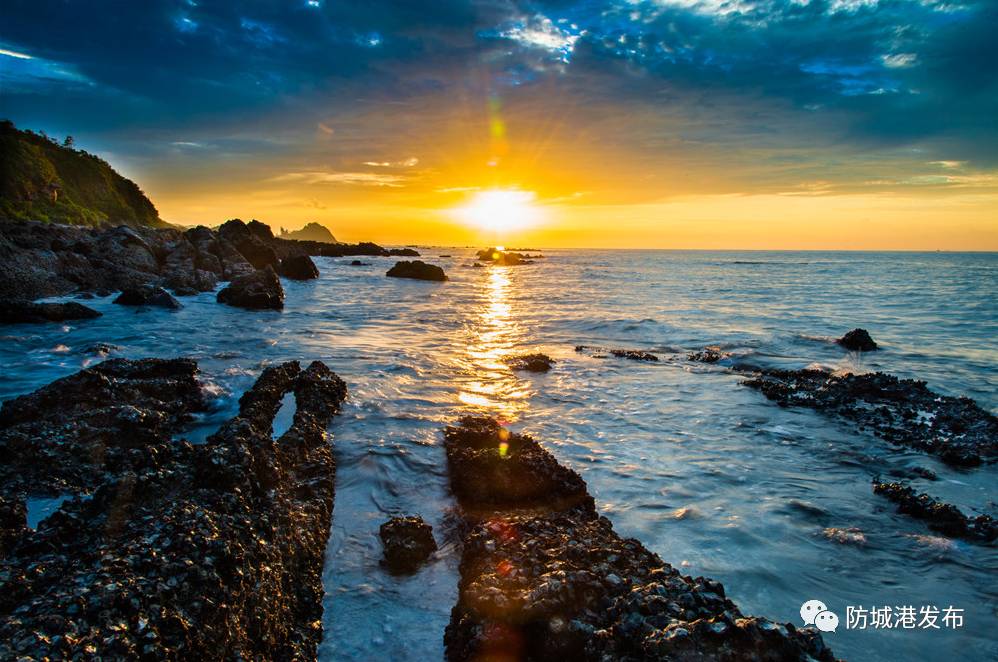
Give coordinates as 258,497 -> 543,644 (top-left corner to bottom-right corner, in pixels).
380,516 -> 437,574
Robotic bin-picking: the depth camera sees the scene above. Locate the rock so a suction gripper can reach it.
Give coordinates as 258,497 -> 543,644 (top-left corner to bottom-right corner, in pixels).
475,247 -> 533,265
873,480 -> 996,542
388,248 -> 420,256
575,345 -> 659,362
279,222 -> 338,243
217,266 -> 285,310
505,353 -> 555,372
379,516 -> 438,573
0,300 -> 102,324
742,369 -> 998,466
218,219 -> 279,270
442,417 -> 835,661
349,260 -> 370,266
0,359 -> 348,660
113,285 -> 182,309
386,260 -> 448,282
837,328 -> 878,351
278,254 -> 320,280
82,342 -> 120,356
687,346 -> 730,363
0,494 -> 27,556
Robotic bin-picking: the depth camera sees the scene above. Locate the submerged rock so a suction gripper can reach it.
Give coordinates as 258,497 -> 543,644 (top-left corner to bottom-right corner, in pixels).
873,480 -> 996,542
442,417 -> 835,661
379,515 -> 438,574
217,265 -> 285,309
575,345 -> 659,362
0,300 -> 102,324
386,260 -> 448,282
743,369 -> 998,466
0,359 -> 348,659
687,346 -> 731,363
504,353 -> 555,372
113,285 -> 182,309
349,260 -> 370,266
837,328 -> 878,351
278,254 -> 320,280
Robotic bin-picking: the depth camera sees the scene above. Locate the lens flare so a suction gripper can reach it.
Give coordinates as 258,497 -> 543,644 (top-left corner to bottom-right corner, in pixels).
453,189 -> 543,234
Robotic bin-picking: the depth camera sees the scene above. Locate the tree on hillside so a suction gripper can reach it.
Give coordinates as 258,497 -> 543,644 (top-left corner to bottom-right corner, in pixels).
63,136 -> 75,148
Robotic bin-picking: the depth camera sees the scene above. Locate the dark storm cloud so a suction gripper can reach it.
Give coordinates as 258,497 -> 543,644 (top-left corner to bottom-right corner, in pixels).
2,0 -> 994,173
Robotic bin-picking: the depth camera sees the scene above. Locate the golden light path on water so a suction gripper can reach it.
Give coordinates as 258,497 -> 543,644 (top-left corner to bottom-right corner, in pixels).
456,266 -> 530,421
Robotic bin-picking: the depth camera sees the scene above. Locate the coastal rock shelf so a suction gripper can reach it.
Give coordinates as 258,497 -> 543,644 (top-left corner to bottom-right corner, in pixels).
0,358 -> 347,660
442,417 -> 836,661
873,480 -> 997,543
742,369 -> 998,467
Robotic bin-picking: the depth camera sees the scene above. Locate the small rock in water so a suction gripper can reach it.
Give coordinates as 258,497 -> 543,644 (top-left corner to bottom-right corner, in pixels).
113,285 -> 182,309
0,300 -> 102,324
873,479 -> 996,542
379,515 -> 437,574
837,328 -> 878,351
217,265 -> 285,310
504,353 -> 555,372
576,345 -> 659,362
349,260 -> 370,266
278,254 -> 320,280
687,346 -> 730,363
386,260 -> 448,282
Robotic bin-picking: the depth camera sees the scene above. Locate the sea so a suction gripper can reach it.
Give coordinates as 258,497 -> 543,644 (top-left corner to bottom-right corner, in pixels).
1,249 -> 995,661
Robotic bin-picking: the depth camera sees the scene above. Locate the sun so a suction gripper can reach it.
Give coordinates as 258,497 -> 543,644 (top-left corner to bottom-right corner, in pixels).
453,189 -> 543,234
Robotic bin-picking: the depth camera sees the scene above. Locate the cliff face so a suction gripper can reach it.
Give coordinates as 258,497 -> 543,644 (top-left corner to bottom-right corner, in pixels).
0,120 -> 162,227
280,222 -> 338,243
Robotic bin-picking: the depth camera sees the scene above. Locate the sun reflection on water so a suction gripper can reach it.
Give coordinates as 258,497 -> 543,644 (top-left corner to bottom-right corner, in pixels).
457,267 -> 530,419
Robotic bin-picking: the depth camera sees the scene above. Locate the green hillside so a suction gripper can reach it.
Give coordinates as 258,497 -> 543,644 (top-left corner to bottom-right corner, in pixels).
0,120 -> 163,227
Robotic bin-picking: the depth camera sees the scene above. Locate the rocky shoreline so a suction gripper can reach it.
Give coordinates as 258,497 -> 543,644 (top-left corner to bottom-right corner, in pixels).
442,417 -> 836,661
0,219 -> 416,302
0,358 -> 347,659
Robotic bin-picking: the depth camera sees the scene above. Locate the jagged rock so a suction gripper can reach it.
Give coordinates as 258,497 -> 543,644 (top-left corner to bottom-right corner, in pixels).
687,346 -> 730,363
575,345 -> 659,362
504,353 -> 555,372
442,418 -> 835,661
218,219 -> 279,270
0,495 -> 27,556
386,260 -> 448,282
873,480 -> 996,542
743,369 -> 998,466
113,285 -> 182,309
217,266 -> 285,310
0,359 -> 348,659
278,254 -> 320,280
0,300 -> 101,324
379,516 -> 438,573
837,328 -> 878,351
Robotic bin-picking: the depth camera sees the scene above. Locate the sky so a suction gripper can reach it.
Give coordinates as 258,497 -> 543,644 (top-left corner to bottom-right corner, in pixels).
1,0 -> 996,249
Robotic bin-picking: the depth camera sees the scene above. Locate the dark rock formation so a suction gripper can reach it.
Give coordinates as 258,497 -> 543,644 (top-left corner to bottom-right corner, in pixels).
217,265 -> 285,310
379,515 -> 438,574
0,220 -> 391,301
837,328 -> 878,351
0,495 -> 27,556
0,359 -> 348,659
743,369 -> 998,466
386,260 -> 448,282
0,299 -> 101,324
388,248 -> 420,257
349,260 -> 370,266
873,480 -> 996,542
442,417 -> 835,661
687,346 -> 731,363
279,222 -> 338,243
278,254 -> 320,280
476,247 -> 531,266
113,285 -> 182,309
575,345 -> 659,362
504,353 -> 555,372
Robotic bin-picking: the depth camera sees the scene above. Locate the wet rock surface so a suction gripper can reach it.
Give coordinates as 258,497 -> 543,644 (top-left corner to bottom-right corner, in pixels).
504,353 -> 555,372
0,358 -> 348,659
386,260 -> 448,282
0,299 -> 102,324
379,515 -> 438,574
476,247 -> 533,266
742,369 -> 998,466
873,480 -> 996,542
217,265 -> 285,310
837,328 -> 878,351
0,219 -> 394,301
279,254 -> 320,280
687,346 -> 732,364
113,285 -> 182,309
575,345 -> 660,362
442,416 -> 836,662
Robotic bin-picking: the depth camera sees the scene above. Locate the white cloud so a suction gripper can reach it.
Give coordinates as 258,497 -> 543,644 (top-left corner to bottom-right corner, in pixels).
881,53 -> 917,68
271,171 -> 406,187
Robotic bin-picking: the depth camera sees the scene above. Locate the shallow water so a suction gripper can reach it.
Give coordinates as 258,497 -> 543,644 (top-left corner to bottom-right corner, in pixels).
1,250 -> 996,661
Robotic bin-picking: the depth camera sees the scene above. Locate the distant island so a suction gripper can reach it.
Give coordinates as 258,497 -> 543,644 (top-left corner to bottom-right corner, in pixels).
0,120 -> 163,227
280,222 -> 338,244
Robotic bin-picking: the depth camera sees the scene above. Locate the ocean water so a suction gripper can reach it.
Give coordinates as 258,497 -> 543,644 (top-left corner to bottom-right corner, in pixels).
1,250 -> 996,661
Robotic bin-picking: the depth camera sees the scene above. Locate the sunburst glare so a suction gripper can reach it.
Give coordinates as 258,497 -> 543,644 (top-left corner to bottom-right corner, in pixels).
452,189 -> 544,235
